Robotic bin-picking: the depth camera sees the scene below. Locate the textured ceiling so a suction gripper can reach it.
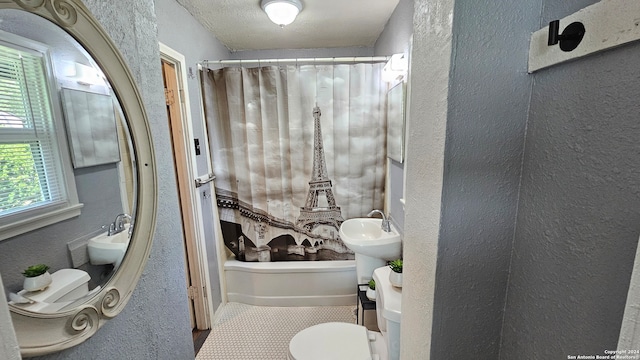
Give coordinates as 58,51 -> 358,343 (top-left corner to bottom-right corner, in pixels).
174,0 -> 400,51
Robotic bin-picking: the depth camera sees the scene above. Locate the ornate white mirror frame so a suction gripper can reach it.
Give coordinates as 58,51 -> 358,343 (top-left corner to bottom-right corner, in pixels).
2,0 -> 157,356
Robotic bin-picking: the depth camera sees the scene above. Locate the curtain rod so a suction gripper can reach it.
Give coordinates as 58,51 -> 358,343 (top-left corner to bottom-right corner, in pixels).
201,56 -> 390,66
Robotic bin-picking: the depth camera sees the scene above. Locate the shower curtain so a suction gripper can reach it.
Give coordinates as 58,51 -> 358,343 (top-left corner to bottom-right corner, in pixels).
201,63 -> 387,261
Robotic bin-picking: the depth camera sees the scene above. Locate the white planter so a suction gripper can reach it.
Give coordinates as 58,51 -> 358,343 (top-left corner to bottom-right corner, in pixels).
23,272 -> 52,292
366,287 -> 376,301
389,271 -> 402,288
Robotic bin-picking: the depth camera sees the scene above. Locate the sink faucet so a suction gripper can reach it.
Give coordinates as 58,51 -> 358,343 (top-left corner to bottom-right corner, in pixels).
108,213 -> 131,236
367,209 -> 391,232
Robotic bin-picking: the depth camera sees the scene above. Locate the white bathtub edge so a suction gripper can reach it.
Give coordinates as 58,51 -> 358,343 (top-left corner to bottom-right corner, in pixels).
224,259 -> 356,273
227,293 -> 356,307
223,259 -> 357,307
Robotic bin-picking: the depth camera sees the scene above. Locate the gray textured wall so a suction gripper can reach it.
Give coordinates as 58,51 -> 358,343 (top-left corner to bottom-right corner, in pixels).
27,0 -> 194,359
500,1 -> 640,358
428,0 -> 539,358
155,0 -> 229,175
155,0 -> 231,313
374,0 -> 413,56
373,0 -> 413,233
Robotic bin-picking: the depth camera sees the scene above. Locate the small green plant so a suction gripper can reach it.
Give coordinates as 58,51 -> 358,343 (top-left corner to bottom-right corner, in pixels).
368,279 -> 376,290
389,259 -> 403,273
22,264 -> 49,278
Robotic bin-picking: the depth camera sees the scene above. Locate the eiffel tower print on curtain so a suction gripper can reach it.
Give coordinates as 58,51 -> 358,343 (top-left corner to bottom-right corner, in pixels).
204,64 -> 387,262
296,106 -> 345,236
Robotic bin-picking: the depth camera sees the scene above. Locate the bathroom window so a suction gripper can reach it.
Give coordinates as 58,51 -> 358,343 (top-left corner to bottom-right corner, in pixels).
0,33 -> 81,241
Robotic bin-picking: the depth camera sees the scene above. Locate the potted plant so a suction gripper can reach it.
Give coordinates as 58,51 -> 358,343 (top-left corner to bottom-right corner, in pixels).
388,259 -> 403,288
22,264 -> 52,292
366,279 -> 376,301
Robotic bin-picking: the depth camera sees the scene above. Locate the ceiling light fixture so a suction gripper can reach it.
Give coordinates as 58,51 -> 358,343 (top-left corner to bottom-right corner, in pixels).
261,0 -> 303,27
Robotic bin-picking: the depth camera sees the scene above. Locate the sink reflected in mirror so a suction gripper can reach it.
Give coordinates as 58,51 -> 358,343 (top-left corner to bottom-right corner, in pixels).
88,223 -> 132,269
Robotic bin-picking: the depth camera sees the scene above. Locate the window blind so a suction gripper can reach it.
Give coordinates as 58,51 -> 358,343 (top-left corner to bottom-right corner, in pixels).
0,42 -> 65,217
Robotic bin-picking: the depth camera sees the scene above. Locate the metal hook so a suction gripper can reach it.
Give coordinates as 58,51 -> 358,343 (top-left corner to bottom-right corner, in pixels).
548,20 -> 585,52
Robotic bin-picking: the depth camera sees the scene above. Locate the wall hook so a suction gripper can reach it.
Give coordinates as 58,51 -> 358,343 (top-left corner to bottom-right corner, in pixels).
548,20 -> 585,52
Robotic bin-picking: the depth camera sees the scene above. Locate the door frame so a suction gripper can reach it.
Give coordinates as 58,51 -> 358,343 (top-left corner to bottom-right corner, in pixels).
618,236 -> 640,349
195,64 -> 229,306
159,42 -> 214,329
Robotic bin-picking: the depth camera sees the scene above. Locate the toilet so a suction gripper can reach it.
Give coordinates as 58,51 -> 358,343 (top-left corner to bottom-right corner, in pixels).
11,268 -> 93,313
288,265 -> 402,360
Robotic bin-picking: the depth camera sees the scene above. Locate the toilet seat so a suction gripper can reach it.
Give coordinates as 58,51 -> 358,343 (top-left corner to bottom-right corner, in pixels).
288,322 -> 372,360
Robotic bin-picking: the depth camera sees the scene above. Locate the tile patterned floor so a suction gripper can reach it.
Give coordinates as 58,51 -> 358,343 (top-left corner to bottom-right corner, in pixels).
196,302 -> 356,360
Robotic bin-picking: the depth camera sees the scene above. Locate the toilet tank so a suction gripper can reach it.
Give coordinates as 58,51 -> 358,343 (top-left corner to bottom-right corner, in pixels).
24,268 -> 90,303
373,266 -> 402,360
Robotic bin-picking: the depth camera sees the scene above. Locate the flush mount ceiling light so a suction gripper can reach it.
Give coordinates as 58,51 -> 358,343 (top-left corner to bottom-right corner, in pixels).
261,0 -> 303,27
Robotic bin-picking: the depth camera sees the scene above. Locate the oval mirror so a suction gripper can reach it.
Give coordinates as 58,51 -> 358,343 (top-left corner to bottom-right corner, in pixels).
0,0 -> 156,356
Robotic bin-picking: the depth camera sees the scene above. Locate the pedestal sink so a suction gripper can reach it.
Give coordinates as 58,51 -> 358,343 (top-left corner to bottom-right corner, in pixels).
339,218 -> 401,283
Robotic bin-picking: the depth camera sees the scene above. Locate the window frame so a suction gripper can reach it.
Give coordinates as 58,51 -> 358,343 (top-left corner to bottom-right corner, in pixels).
0,30 -> 82,241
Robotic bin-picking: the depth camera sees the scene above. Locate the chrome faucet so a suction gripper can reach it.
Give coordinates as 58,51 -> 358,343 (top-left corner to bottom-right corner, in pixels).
108,213 -> 131,236
367,209 -> 391,232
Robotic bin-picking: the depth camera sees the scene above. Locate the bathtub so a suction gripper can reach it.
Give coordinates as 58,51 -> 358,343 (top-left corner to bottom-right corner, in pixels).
223,259 -> 357,306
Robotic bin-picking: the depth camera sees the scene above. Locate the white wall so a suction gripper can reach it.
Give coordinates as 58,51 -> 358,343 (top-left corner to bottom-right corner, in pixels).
401,0 -> 454,357
0,275 -> 20,360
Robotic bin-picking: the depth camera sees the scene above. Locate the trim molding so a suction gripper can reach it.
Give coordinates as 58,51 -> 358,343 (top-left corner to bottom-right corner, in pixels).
529,0 -> 640,72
